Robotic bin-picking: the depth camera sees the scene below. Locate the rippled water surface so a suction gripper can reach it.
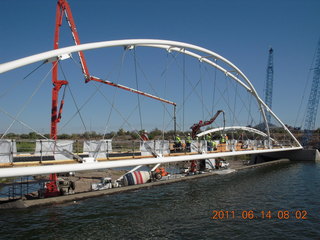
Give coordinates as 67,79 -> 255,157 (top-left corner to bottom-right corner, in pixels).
1,161 -> 319,239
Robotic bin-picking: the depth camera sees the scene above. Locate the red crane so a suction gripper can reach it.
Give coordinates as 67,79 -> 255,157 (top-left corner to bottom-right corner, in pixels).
46,0 -> 177,197
51,0 -> 177,140
190,110 -> 225,139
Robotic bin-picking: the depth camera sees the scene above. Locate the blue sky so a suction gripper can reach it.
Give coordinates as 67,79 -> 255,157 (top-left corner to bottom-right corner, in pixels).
0,0 -> 320,134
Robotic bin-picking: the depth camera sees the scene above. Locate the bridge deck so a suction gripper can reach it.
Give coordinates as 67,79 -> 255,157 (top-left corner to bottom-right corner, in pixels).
0,143 -> 299,169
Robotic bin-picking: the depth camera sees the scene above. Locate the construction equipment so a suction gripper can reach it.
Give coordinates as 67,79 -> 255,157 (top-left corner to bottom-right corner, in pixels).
51,0 -> 177,141
189,110 -> 225,173
91,177 -> 113,191
190,110 -> 225,138
264,48 -> 274,123
46,0 -> 177,198
39,178 -> 75,198
302,37 -> 320,147
152,167 -> 169,180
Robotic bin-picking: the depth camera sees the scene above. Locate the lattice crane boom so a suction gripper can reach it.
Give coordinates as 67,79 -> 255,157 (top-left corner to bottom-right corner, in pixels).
303,37 -> 320,146
304,38 -> 320,131
264,48 -> 274,123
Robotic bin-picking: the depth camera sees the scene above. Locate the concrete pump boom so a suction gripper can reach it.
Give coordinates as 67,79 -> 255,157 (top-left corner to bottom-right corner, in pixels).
190,110 -> 225,138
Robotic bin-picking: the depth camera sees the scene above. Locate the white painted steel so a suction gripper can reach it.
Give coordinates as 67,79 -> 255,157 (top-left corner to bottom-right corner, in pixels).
0,39 -> 301,148
197,126 -> 272,140
0,147 -> 302,178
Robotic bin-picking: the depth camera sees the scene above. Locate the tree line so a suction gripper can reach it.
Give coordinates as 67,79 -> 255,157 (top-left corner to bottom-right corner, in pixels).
1,128 -> 187,140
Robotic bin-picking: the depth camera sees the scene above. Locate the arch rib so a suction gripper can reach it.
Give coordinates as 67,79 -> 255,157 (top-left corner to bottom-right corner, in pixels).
197,126 -> 275,142
0,39 -> 302,148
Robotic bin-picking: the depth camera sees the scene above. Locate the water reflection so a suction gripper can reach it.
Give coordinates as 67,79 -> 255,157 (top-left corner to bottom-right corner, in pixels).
1,162 -> 319,239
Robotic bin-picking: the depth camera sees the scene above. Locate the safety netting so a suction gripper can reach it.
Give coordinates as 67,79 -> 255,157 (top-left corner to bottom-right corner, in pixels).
0,139 -> 16,163
83,139 -> 112,159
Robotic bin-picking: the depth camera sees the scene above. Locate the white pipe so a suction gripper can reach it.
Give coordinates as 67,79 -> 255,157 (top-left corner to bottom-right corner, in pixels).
0,147 -> 302,178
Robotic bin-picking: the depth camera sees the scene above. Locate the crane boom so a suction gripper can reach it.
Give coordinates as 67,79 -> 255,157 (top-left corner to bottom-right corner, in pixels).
48,0 -> 177,198
190,110 -> 225,138
303,37 -> 320,146
264,48 -> 274,123
90,76 -> 176,106
51,0 -> 176,140
51,0 -> 89,140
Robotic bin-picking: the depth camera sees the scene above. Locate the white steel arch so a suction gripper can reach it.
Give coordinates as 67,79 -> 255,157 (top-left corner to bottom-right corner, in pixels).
0,39 -> 301,147
197,126 -> 275,142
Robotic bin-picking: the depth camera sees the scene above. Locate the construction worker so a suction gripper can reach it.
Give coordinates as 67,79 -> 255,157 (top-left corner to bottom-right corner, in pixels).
190,160 -> 197,173
220,134 -> 226,144
175,134 -> 182,151
212,140 -> 217,150
186,133 -> 192,152
206,134 -> 213,151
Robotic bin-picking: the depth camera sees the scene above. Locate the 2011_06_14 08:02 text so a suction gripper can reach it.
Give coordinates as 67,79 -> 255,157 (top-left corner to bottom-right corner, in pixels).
211,210 -> 308,220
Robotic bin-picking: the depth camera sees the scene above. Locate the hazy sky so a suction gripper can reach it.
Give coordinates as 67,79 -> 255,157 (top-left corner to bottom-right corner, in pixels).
0,0 -> 319,134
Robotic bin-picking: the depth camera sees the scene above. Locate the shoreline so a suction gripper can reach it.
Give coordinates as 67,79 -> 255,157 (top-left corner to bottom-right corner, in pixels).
0,159 -> 290,209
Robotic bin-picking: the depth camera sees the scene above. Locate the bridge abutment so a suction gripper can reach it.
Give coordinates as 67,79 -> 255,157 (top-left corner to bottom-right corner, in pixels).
251,149 -> 320,163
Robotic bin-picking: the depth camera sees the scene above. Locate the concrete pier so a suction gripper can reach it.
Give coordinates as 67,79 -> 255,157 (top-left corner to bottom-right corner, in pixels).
251,149 -> 320,163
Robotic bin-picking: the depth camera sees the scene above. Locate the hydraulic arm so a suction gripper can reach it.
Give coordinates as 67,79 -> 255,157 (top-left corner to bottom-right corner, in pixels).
190,110 -> 225,138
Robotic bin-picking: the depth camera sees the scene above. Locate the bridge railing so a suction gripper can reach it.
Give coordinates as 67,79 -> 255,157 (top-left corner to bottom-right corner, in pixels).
0,138 -> 299,165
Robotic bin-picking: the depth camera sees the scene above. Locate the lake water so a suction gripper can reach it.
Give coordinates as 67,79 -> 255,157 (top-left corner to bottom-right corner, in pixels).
1,161 -> 319,239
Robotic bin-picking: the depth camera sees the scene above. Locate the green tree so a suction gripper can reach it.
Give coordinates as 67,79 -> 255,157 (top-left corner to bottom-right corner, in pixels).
58,133 -> 71,139
6,133 -> 17,139
117,128 -> 126,136
28,132 -> 39,139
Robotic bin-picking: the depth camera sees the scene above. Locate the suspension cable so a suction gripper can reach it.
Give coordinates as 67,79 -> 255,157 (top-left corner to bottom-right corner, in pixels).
232,80 -> 238,126
59,83 -> 102,132
199,62 -> 205,121
102,49 -> 128,139
131,50 -> 178,136
92,81 -> 146,141
23,62 -> 47,80
1,62 -> 56,139
0,106 -> 48,139
133,48 -> 143,131
170,52 -> 212,118
161,52 -> 170,140
110,104 -> 139,140
212,59 -> 217,116
66,84 -> 88,132
0,62 -> 46,99
182,52 -> 186,131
